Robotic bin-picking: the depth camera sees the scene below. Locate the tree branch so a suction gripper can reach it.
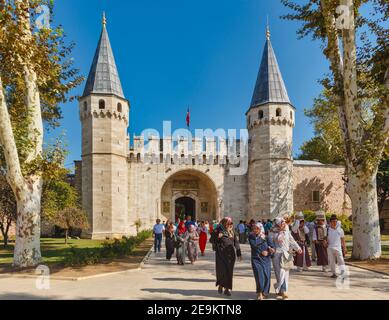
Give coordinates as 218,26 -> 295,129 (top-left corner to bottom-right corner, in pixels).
0,76 -> 26,197
320,0 -> 355,169
341,0 -> 364,162
16,0 -> 44,164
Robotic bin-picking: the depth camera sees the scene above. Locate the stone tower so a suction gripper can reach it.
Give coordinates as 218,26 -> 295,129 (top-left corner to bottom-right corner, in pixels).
247,26 -> 295,220
79,13 -> 129,239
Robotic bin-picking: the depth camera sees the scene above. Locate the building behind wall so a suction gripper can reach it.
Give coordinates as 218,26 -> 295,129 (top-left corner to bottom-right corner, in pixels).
75,16 -> 352,239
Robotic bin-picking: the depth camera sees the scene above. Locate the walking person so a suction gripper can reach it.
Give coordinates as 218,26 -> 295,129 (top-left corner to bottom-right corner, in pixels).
269,218 -> 302,300
153,219 -> 165,254
313,211 -> 329,272
186,225 -> 200,264
307,220 -> 317,262
175,221 -> 187,265
249,223 -> 274,300
292,212 -> 312,272
165,223 -> 175,261
237,221 -> 246,244
198,221 -> 208,256
211,217 -> 242,297
327,215 -> 347,278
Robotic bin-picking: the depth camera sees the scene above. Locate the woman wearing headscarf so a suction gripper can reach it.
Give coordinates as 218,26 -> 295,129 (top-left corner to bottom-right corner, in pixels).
291,213 -> 312,272
269,217 -> 302,300
186,225 -> 200,264
249,223 -> 274,300
165,223 -> 175,261
212,217 -> 242,297
198,221 -> 208,256
175,221 -> 187,265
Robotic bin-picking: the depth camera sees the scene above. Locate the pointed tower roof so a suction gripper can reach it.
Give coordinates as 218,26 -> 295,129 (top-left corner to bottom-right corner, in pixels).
250,26 -> 291,108
83,13 -> 125,98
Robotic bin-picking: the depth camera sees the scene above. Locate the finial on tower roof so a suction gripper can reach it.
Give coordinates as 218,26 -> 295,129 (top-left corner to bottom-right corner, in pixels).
266,16 -> 270,40
102,11 -> 107,27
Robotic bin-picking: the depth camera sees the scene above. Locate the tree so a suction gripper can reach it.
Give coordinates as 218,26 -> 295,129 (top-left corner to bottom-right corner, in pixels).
51,207 -> 88,245
41,179 -> 80,222
298,89 -> 389,223
0,174 -> 17,247
377,159 -> 389,219
0,1 -> 82,267
282,0 -> 389,259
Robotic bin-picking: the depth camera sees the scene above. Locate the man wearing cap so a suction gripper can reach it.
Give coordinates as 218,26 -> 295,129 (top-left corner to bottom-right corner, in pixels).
327,215 -> 347,278
292,212 -> 312,272
312,211 -> 329,272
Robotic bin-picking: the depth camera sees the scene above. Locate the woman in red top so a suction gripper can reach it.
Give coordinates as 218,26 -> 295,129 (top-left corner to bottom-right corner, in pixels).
198,221 -> 208,256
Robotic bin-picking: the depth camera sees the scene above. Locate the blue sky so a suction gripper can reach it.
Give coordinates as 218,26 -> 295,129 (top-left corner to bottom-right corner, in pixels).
49,0 -> 330,171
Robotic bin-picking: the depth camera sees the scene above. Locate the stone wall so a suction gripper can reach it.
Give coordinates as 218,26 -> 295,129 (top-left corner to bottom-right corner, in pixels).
293,163 -> 352,216
247,102 -> 295,219
127,160 -> 250,229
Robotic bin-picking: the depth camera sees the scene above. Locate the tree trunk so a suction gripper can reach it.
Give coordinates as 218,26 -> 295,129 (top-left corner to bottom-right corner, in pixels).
349,172 -> 382,260
13,181 -> 42,268
3,234 -> 8,247
65,229 -> 68,245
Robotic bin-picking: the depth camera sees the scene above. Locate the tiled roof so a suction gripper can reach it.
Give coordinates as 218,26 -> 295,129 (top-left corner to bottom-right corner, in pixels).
83,24 -> 124,98
250,36 -> 291,107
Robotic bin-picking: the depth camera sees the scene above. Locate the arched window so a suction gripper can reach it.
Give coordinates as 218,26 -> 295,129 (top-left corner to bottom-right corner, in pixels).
99,99 -> 105,110
117,103 -> 122,113
258,110 -> 264,120
83,101 -> 87,112
247,115 -> 251,126
276,108 -> 282,117
290,111 -> 293,120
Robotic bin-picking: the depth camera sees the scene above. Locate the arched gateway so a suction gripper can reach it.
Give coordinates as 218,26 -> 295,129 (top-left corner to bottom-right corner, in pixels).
160,170 -> 219,223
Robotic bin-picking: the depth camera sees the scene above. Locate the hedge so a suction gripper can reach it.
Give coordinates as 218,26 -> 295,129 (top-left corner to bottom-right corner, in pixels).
64,230 -> 152,267
294,211 -> 353,234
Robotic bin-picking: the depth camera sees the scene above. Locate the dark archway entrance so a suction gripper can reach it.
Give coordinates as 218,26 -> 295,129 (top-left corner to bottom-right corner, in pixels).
175,197 -> 196,221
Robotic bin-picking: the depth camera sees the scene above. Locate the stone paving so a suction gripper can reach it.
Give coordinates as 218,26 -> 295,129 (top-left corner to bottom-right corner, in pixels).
0,243 -> 388,300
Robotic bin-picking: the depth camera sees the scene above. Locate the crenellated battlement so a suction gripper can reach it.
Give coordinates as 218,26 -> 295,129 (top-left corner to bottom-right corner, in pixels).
248,116 -> 294,129
79,110 -> 129,124
128,136 -> 247,165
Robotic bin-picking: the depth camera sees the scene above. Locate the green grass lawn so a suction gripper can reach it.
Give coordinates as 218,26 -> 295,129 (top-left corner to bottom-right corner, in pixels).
344,234 -> 389,242
345,245 -> 389,259
0,238 -> 106,267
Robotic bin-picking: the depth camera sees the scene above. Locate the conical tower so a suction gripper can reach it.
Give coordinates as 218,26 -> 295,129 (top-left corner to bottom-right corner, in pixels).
79,13 -> 130,239
247,24 -> 295,220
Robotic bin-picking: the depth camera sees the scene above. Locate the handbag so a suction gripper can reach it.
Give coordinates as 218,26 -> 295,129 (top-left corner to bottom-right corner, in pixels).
280,251 -> 294,270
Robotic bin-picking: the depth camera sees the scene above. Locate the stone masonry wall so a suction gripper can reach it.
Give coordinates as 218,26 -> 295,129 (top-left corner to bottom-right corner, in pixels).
293,164 -> 352,216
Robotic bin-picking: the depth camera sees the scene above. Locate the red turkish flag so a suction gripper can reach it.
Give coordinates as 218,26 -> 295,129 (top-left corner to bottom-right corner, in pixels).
186,108 -> 190,128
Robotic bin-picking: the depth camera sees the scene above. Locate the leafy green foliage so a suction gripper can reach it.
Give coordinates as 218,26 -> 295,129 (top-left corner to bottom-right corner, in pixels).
281,0 -> 388,176
64,230 -> 153,267
0,0 -> 83,175
295,211 -> 353,234
0,173 -> 17,246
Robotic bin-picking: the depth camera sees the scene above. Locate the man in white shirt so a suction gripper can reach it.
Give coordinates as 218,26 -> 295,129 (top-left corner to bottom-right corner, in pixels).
153,219 -> 165,254
327,215 -> 347,278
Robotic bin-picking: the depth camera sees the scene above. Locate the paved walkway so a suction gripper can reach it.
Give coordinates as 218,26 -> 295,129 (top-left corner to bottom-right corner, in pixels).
0,243 -> 388,300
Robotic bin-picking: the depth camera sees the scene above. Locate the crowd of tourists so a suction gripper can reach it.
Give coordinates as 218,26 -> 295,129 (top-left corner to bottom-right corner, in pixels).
152,211 -> 347,300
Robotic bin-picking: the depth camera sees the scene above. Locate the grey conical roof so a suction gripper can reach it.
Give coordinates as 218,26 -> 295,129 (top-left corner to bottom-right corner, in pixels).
83,25 -> 124,98
250,37 -> 291,107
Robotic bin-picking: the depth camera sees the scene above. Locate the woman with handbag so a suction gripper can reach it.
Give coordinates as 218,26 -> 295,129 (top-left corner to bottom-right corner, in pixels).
269,218 -> 302,300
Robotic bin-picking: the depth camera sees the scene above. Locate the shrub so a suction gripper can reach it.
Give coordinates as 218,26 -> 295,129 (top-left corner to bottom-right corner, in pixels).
293,211 -> 353,234
64,230 -> 153,267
